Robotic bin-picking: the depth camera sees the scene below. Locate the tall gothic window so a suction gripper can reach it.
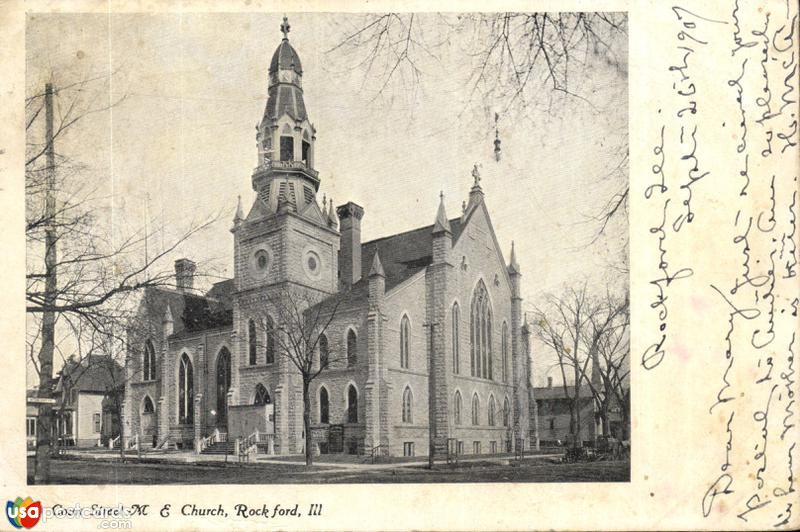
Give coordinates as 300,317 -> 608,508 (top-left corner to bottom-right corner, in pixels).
319,387 -> 330,424
471,393 -> 480,426
265,315 -> 276,364
216,347 -> 232,425
501,321 -> 509,383
488,395 -> 497,426
402,386 -> 413,423
347,385 -> 358,423
178,354 -> 193,424
400,315 -> 410,369
503,397 -> 510,428
347,329 -> 357,366
452,303 -> 460,374
454,391 -> 462,425
248,319 -> 257,366
143,339 -> 156,381
470,280 -> 493,379
253,384 -> 271,406
319,334 -> 329,369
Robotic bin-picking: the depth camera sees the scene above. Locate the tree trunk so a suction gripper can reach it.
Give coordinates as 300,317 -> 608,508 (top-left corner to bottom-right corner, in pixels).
117,397 -> 125,460
33,82 -> 58,485
303,379 -> 313,466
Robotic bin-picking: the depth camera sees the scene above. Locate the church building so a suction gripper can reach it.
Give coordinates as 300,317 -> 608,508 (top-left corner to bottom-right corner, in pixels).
123,18 -> 532,458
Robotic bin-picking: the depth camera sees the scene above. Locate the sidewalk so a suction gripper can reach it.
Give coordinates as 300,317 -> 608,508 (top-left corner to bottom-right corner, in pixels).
63,448 -> 561,471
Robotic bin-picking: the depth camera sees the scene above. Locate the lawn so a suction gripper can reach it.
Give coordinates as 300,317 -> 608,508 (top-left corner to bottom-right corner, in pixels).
32,456 -> 630,484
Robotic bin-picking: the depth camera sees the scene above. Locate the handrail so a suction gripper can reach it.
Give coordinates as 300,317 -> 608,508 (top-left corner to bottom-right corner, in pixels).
370,444 -> 388,464
108,435 -> 120,449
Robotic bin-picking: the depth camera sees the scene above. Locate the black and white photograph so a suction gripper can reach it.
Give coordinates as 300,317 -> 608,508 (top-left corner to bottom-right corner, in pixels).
3,0 -> 799,530
23,10 -> 630,486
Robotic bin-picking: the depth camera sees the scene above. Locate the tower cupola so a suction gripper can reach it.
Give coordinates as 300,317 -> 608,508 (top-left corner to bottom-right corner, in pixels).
252,16 -> 319,212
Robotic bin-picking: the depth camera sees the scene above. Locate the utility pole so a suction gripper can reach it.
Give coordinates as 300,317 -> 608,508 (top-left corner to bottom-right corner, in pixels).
34,83 -> 57,483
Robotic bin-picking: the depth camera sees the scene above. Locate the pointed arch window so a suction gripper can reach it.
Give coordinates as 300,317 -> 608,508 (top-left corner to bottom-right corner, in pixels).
347,329 -> 357,367
470,280 -> 493,379
319,387 -> 330,424
347,385 -> 358,423
265,316 -> 276,364
501,321 -> 509,383
319,334 -> 329,369
452,303 -> 460,374
280,135 -> 294,161
503,397 -> 510,428
253,384 -> 271,406
178,354 -> 193,424
248,319 -> 257,366
454,391 -> 463,425
143,339 -> 156,381
216,348 -> 232,425
400,315 -> 410,369
402,387 -> 413,423
471,393 -> 480,426
488,395 -> 497,426
142,396 -> 155,414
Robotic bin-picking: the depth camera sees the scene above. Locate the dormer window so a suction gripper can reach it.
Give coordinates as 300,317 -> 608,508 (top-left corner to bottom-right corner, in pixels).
280,136 -> 294,161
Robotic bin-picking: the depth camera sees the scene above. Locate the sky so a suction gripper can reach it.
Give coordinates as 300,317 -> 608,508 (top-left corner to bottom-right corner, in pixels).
26,12 -> 628,387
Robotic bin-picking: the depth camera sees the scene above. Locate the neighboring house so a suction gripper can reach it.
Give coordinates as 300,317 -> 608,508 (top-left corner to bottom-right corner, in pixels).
54,355 -> 124,447
26,389 -> 55,455
532,380 -> 627,446
123,18 -> 533,457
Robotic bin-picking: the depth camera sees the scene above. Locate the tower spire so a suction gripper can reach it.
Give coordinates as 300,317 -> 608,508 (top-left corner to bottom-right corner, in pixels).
508,240 -> 521,274
432,191 -> 451,235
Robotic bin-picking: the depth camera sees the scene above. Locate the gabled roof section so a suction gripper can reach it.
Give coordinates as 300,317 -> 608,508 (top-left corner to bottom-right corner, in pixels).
360,216 -> 463,293
140,280 -> 234,340
312,217 -> 463,315
55,355 -> 124,394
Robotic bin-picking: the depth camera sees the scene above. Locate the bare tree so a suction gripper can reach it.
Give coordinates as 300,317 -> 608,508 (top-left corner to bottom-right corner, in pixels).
533,284 -> 628,449
533,284 -> 594,449
329,12 -> 629,241
255,286 -> 343,466
26,75 -> 220,483
583,292 -> 630,439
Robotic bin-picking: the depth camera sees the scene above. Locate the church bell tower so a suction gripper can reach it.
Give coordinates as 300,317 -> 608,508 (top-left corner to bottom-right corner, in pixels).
252,16 -> 319,211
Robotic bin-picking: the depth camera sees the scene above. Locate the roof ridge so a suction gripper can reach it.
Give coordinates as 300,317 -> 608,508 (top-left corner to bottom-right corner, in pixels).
361,216 -> 462,247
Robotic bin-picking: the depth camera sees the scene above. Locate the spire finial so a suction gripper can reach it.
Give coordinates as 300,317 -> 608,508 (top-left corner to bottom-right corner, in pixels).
281,15 -> 291,40
472,163 -> 481,188
508,240 -> 520,274
234,194 -> 244,224
369,249 -> 385,278
432,192 -> 451,235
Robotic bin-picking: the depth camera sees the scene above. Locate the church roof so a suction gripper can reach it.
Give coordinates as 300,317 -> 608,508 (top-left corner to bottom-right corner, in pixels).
311,216 -> 464,315
269,39 -> 303,75
141,280 -> 234,341
264,84 -> 307,122
360,216 -> 463,292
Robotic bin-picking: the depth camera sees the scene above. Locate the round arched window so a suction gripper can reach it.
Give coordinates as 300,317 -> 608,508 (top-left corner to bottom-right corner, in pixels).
250,247 -> 272,279
303,249 -> 321,279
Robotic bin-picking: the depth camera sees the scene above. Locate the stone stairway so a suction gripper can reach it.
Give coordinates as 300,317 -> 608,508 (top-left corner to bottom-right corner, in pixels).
201,441 -> 236,455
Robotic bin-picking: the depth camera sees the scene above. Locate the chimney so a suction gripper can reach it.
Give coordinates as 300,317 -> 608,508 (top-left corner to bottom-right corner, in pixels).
336,201 -> 364,289
174,258 -> 196,292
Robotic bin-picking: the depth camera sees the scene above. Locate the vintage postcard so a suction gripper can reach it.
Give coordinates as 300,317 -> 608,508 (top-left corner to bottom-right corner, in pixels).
0,0 -> 797,530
